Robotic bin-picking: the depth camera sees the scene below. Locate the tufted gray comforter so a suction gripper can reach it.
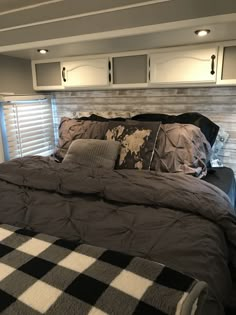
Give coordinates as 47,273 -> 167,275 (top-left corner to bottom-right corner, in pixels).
0,156 -> 236,315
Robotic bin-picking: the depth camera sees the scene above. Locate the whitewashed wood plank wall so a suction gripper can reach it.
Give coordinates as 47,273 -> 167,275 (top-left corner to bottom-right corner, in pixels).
53,86 -> 236,176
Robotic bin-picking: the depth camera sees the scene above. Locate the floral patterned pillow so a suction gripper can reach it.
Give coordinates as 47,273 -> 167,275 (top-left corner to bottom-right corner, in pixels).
105,120 -> 161,169
210,127 -> 229,167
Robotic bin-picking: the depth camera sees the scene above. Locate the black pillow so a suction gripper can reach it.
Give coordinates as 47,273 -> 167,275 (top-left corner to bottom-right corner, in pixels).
131,112 -> 219,147
77,114 -> 126,122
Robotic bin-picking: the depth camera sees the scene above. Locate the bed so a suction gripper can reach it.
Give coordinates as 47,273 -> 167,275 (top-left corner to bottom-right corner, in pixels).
203,167 -> 236,210
0,112 -> 235,315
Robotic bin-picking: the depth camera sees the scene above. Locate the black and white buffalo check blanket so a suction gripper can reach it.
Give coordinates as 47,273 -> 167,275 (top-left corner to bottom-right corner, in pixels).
0,224 -> 207,315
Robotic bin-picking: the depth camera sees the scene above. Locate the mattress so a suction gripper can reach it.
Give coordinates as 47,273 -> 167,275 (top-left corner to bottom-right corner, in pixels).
203,167 -> 236,210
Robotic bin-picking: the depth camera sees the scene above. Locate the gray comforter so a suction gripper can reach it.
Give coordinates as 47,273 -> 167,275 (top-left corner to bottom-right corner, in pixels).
0,156 -> 236,315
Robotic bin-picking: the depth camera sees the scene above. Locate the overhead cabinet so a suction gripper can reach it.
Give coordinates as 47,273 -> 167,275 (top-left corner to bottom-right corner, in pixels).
32,42 -> 236,90
149,47 -> 218,85
61,58 -> 110,87
32,57 -> 110,90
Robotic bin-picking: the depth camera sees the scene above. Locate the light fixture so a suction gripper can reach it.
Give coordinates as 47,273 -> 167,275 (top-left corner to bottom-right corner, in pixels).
194,29 -> 210,37
37,49 -> 49,54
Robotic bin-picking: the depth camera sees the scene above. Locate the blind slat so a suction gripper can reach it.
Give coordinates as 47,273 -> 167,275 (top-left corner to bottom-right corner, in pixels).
8,137 -> 54,150
2,99 -> 55,160
6,126 -> 53,137
7,133 -> 54,144
4,113 -> 52,122
6,118 -> 53,129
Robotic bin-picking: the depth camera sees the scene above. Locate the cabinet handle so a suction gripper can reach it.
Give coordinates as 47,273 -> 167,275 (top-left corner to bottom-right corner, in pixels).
62,67 -> 66,82
210,55 -> 216,75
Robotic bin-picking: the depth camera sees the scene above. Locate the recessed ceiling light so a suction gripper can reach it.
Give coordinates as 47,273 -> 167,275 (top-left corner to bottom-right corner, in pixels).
194,29 -> 210,37
37,49 -> 49,54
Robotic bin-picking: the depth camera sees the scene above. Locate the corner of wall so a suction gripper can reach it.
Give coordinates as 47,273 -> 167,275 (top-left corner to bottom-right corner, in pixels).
0,54 -> 35,95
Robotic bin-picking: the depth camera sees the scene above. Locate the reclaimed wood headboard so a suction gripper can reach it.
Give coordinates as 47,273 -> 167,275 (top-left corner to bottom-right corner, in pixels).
53,86 -> 236,176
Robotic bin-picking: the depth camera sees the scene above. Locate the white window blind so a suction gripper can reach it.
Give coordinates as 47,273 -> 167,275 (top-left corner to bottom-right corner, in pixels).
2,97 -> 55,160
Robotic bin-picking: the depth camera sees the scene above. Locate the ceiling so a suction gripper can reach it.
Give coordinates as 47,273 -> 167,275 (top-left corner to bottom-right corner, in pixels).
0,0 -> 236,60
0,0 -> 60,13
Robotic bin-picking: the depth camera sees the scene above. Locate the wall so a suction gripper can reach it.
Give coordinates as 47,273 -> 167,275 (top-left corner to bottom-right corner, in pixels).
0,127 -> 4,163
0,54 -> 35,162
0,54 -> 34,94
53,86 -> 236,176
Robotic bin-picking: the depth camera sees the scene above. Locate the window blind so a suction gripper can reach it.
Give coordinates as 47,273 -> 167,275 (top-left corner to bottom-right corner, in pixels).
1,98 -> 55,160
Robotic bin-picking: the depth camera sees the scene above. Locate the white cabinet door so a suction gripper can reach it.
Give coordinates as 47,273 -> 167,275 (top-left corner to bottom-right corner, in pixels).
62,58 -> 109,87
150,47 -> 218,85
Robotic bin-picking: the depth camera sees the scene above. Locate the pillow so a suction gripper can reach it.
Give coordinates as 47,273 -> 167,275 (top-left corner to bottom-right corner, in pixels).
150,123 -> 212,178
55,117 -> 108,159
210,127 -> 229,167
62,139 -> 121,169
75,111 -> 138,120
131,112 -> 219,147
105,120 -> 161,170
77,114 -> 126,122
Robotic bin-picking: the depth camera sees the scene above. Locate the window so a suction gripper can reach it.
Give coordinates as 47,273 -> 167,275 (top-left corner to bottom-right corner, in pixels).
0,96 -> 55,160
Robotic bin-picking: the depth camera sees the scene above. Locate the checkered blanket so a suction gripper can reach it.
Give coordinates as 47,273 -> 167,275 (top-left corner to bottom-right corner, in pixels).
0,224 -> 207,315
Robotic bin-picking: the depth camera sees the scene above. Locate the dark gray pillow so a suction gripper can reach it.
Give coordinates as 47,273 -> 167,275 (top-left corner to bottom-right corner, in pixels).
105,120 -> 161,170
62,139 -> 121,169
150,123 -> 212,177
131,112 -> 219,147
55,117 -> 109,159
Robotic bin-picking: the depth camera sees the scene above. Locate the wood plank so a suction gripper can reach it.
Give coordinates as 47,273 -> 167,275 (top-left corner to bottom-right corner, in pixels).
53,86 -> 236,98
55,96 -> 236,105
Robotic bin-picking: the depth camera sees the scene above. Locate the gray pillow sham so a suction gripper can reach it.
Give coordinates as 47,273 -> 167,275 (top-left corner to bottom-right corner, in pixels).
55,117 -> 108,159
150,123 -> 212,178
63,139 -> 121,169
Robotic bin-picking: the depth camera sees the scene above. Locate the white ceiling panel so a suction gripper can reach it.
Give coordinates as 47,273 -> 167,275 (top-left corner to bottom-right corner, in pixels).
0,0 -> 235,49
4,21 -> 236,60
0,0 -> 235,60
0,0 -> 63,14
0,0 -> 170,30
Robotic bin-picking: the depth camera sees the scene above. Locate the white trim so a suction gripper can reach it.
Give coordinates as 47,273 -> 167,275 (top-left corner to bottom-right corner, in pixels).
0,126 -> 5,163
3,95 -> 48,102
217,79 -> 236,85
1,13 -> 236,53
32,60 -> 38,90
216,45 -> 224,84
111,83 -> 149,89
34,86 -> 64,91
0,0 -> 170,32
0,92 -> 15,96
148,82 -> 217,88
0,0 -> 63,17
